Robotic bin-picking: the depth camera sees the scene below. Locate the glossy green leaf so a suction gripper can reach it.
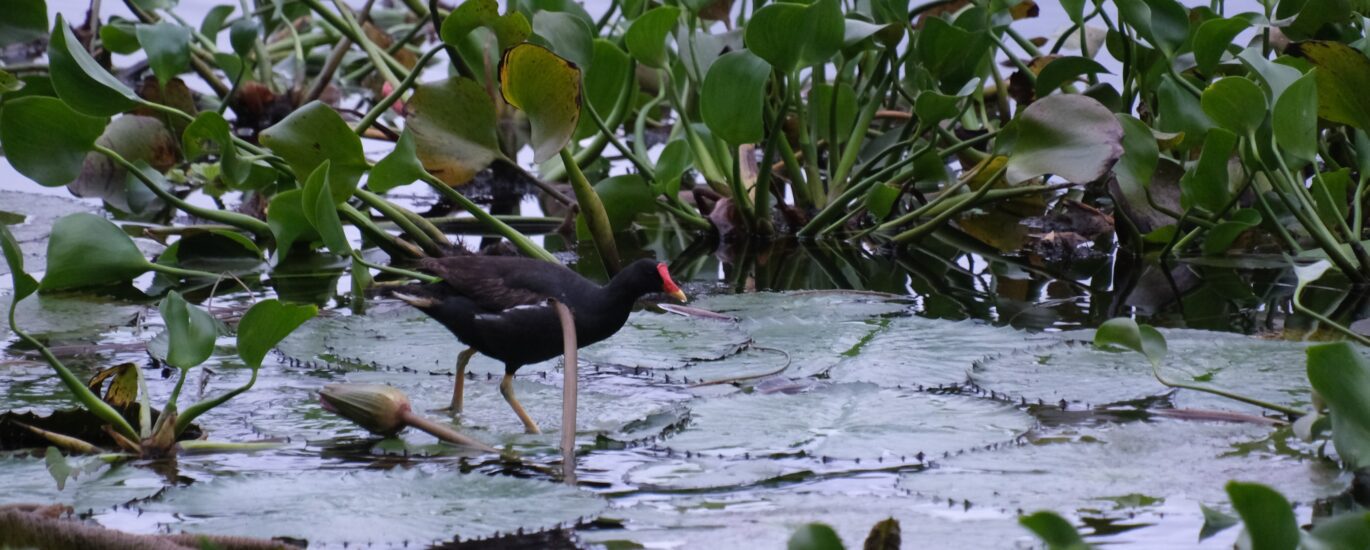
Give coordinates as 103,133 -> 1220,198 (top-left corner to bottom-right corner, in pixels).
182,111 -> 248,186
228,18 -> 258,57
1034,56 -> 1108,98
405,76 -> 501,186
651,139 -> 692,196
811,83 -> 857,143
98,19 -> 141,54
744,0 -> 844,73
1311,169 -> 1350,230
1201,77 -> 1267,136
1019,512 -> 1090,550
499,43 -> 582,163
0,96 -> 108,186
0,0 -> 47,47
915,16 -> 990,93
1225,481 -> 1301,550
842,18 -> 889,49
260,101 -> 365,202
0,224 -> 39,301
48,15 -> 140,116
368,129 -> 426,193
158,290 -> 217,370
1005,95 -> 1124,185
236,299 -> 317,368
865,182 -> 900,220
199,5 -> 235,38
1113,114 -> 1159,211
266,189 -> 319,258
787,523 -> 844,550
1272,70 -> 1319,168
1199,504 -> 1239,541
1236,46 -> 1302,101
1194,16 -> 1253,74
588,174 -> 656,232
531,11 -> 593,69
1308,512 -> 1370,547
300,162 -> 351,256
1156,73 -> 1213,150
1179,128 -> 1237,213
625,6 -> 680,69
440,0 -> 530,52
1288,40 -> 1370,133
1307,342 -> 1370,471
1115,0 -> 1189,58
575,39 -> 632,140
1093,317 -> 1167,367
135,22 -> 191,87
1203,208 -> 1261,255
913,91 -> 961,124
41,213 -> 150,291
701,50 -> 770,145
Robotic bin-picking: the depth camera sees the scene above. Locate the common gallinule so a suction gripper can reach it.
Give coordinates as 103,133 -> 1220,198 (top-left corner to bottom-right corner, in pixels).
392,256 -> 688,434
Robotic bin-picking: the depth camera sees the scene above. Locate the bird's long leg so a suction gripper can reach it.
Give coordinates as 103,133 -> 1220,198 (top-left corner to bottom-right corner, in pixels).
450,348 -> 476,413
500,373 -> 541,434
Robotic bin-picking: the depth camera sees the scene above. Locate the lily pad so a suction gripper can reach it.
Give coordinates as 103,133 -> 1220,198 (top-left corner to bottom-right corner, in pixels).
898,420 -> 1346,519
827,316 -> 1058,388
0,293 -> 142,341
0,456 -> 166,510
661,382 -> 1034,460
138,467 -> 605,545
970,329 -> 1328,412
580,311 -> 749,370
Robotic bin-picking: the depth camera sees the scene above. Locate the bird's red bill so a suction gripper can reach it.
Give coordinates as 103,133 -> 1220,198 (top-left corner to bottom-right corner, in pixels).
658,262 -> 687,302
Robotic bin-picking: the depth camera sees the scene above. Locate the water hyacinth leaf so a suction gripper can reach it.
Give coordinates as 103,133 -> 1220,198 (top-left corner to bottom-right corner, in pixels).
1113,114 -> 1159,211
1236,46 -> 1301,101
1225,482 -> 1301,550
260,101 -> 366,202
135,22 -> 191,87
266,189 -> 319,258
158,290 -> 217,370
0,225 -> 38,300
811,83 -> 857,142
72,116 -> 177,212
574,39 -> 632,140
1201,77 -> 1267,136
1115,0 -> 1189,58
1199,504 -> 1239,541
1194,15 -> 1253,74
41,213 -> 151,291
842,18 -> 889,49
1179,128 -> 1238,213
228,18 -> 258,57
788,523 -> 844,550
1019,512 -> 1089,550
1294,260 -> 1333,297
1156,73 -> 1213,149
1308,512 -> 1370,546
300,162 -> 351,256
915,16 -> 990,93
139,469 -> 605,544
440,0 -> 531,51
1005,94 -> 1124,185
499,43 -> 582,163
0,96 -> 108,186
99,19 -> 140,54
1272,70 -> 1319,169
0,0 -> 47,47
744,0 -> 844,73
1288,41 -> 1370,133
1307,342 -> 1370,471
1311,169 -> 1351,229
701,50 -> 770,145
236,299 -> 317,368
182,111 -> 248,186
406,76 -> 501,186
1094,317 -> 1167,366
625,5 -> 680,69
865,182 -> 900,220
1203,208 -> 1262,255
1034,56 -> 1108,97
47,15 -> 139,116
199,4 -> 234,38
44,447 -> 73,490
531,11 -> 593,69
652,139 -> 693,196
913,91 -> 961,125
368,129 -> 426,193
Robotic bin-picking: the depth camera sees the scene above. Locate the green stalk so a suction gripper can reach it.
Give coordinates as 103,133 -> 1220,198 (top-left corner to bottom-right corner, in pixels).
354,189 -> 444,255
95,145 -> 274,239
296,0 -> 410,77
331,0 -> 405,91
419,174 -> 558,263
560,149 -> 622,274
351,251 -> 440,283
175,364 -> 257,435
337,203 -> 424,259
829,72 -> 891,194
800,134 -> 935,236
6,299 -> 140,442
354,46 -> 443,135
1294,284 -> 1370,347
663,65 -> 727,189
890,166 -> 1006,244
147,262 -> 222,281
1146,356 -> 1303,418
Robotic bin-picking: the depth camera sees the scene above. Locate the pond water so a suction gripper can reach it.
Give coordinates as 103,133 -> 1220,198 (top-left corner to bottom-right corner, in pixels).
2,0 -> 1360,548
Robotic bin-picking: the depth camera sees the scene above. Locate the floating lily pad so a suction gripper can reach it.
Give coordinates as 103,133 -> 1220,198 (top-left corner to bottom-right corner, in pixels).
0,456 -> 166,510
827,316 -> 1058,388
624,457 -> 801,491
580,311 -> 748,370
897,420 -> 1346,520
662,383 -> 1033,460
139,467 -> 605,545
970,329 -> 1328,411
0,293 -> 143,341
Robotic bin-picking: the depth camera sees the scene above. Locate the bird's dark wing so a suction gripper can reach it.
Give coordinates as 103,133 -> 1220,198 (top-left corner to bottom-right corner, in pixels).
418,256 -> 557,312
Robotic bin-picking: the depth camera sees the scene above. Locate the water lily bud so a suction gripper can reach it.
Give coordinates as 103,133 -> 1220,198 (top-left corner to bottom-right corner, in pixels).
319,383 -> 412,435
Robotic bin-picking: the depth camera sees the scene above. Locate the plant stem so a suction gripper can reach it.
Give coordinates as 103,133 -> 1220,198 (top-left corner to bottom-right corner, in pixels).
146,263 -> 223,281
419,174 -> 558,262
351,251 -> 440,283
353,46 -> 444,135
353,189 -> 444,255
400,409 -> 499,453
559,149 -> 622,274
94,145 -> 274,239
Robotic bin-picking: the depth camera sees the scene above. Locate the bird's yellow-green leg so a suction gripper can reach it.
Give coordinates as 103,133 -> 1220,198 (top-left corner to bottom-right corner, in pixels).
450,348 -> 476,413
500,373 -> 541,434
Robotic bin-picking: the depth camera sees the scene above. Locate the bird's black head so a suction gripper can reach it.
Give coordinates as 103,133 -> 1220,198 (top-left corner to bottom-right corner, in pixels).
618,259 -> 688,302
